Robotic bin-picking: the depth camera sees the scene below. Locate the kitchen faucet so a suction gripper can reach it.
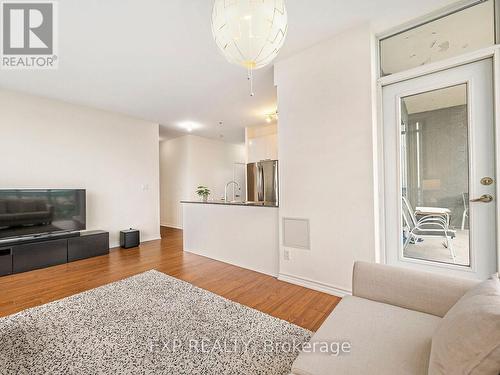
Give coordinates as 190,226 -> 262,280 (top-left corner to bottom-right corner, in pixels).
224,181 -> 241,202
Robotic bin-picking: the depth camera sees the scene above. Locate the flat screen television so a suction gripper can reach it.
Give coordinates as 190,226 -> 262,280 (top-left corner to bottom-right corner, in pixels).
0,189 -> 86,240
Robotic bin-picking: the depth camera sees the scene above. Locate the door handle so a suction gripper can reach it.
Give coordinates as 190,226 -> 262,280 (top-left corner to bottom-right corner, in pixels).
470,194 -> 494,203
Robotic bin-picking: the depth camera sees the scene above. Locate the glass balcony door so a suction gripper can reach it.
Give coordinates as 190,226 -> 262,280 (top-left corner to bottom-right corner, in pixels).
382,59 -> 496,279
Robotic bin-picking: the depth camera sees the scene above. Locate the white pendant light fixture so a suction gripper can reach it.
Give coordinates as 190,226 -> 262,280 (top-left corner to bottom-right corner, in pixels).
211,0 -> 288,96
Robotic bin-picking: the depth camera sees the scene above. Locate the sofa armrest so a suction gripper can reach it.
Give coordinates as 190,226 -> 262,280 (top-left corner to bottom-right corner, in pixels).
352,261 -> 478,317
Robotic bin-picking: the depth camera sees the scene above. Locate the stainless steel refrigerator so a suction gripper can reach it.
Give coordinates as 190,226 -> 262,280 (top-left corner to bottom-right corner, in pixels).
247,160 -> 279,205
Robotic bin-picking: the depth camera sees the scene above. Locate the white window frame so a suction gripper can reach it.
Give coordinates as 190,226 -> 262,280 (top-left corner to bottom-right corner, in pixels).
378,0 -> 499,77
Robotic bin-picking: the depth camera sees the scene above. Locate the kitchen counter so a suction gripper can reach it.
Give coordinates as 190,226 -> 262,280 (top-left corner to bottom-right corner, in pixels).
181,200 -> 278,207
181,201 -> 279,276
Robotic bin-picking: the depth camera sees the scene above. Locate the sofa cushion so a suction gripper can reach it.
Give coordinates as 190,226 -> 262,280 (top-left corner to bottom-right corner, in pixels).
6,200 -> 21,213
291,296 -> 441,375
0,200 -> 6,214
428,275 -> 500,375
35,201 -> 47,211
20,200 -> 38,213
353,261 -> 477,317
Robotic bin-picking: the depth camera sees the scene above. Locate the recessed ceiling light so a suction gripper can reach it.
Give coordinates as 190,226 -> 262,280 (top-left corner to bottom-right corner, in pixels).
178,121 -> 202,133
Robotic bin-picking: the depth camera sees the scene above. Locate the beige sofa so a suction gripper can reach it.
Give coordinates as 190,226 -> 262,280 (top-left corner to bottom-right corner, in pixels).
291,262 -> 490,375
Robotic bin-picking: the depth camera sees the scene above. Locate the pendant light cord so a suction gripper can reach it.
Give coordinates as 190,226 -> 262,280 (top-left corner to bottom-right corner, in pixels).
247,67 -> 254,97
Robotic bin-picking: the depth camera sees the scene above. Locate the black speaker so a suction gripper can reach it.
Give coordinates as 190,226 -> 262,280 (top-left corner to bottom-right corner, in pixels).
120,229 -> 140,249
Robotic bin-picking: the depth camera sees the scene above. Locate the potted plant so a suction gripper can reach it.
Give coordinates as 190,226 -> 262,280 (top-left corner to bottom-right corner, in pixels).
196,186 -> 210,202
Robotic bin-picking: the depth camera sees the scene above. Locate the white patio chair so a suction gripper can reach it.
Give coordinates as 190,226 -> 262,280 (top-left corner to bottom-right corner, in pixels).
402,196 -> 456,263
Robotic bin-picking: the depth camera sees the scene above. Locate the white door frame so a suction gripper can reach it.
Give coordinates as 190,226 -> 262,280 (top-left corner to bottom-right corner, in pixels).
376,45 -> 500,273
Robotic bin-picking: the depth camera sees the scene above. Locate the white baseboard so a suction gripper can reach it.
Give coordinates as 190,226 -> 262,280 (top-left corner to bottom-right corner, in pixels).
110,235 -> 161,249
278,273 -> 352,298
142,235 -> 162,243
184,248 -> 278,278
160,223 -> 183,230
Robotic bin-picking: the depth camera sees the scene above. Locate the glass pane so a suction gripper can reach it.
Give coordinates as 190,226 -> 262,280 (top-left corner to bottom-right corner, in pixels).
401,84 -> 470,267
381,1 -> 495,76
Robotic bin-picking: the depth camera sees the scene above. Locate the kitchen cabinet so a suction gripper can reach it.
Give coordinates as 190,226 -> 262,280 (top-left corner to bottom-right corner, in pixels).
247,134 -> 278,163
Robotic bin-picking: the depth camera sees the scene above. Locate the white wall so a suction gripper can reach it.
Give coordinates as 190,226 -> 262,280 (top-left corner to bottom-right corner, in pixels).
160,135 -> 245,228
0,89 -> 161,247
159,136 -> 189,229
274,24 -> 378,295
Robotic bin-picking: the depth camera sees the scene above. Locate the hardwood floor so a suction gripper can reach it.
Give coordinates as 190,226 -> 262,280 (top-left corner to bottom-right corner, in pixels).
0,227 -> 340,331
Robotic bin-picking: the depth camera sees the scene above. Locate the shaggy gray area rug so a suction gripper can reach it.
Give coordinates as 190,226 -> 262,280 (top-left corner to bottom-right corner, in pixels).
0,270 -> 311,374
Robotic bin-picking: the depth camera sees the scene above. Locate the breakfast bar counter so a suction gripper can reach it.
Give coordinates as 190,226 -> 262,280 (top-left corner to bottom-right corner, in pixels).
181,201 -> 279,276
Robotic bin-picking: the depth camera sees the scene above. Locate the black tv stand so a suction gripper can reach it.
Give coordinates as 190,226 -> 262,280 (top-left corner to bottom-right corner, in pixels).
0,231 -> 81,247
0,230 -> 109,276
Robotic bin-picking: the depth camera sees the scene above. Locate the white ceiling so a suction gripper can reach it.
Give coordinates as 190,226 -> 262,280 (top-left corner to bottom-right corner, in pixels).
404,84 -> 467,114
0,0 -> 457,143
